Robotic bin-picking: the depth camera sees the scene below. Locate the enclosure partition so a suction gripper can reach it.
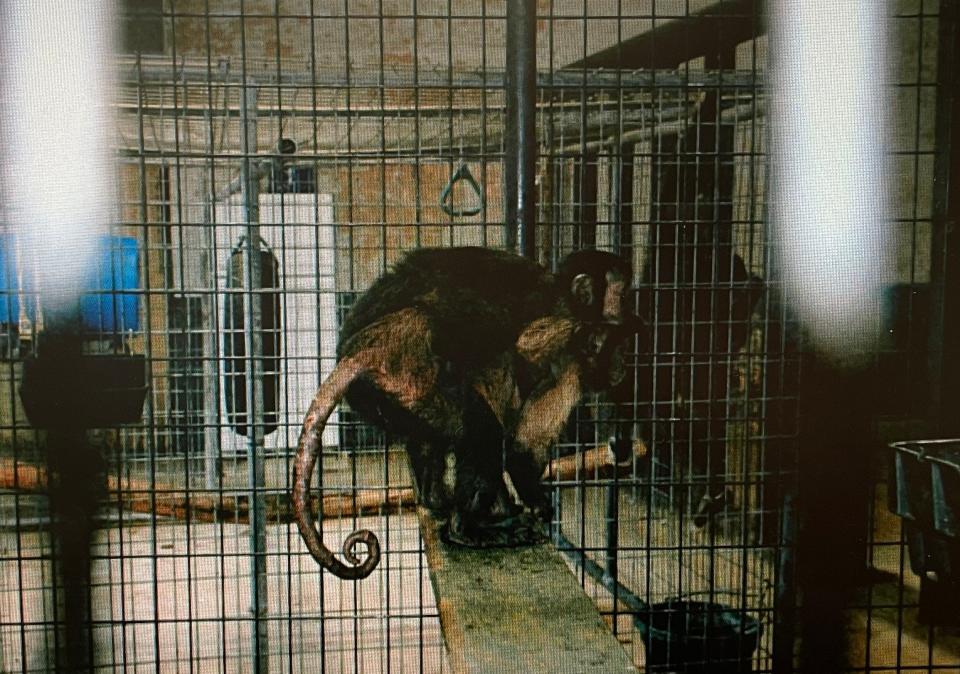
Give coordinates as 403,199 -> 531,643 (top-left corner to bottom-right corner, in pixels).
0,1 -> 954,673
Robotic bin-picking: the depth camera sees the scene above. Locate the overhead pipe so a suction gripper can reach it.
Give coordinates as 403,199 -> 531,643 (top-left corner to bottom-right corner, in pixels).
215,136 -> 297,202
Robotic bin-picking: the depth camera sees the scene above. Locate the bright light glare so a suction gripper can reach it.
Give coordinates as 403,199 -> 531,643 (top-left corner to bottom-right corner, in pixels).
769,2 -> 892,363
1,0 -> 117,314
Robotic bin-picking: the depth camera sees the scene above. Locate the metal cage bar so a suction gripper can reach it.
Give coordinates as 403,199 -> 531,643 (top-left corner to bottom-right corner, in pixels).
0,2 -> 951,673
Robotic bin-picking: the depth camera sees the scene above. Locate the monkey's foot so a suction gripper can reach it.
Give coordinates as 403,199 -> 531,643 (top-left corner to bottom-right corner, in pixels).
444,511 -> 547,548
523,492 -> 553,523
490,490 -> 525,519
419,483 -> 452,513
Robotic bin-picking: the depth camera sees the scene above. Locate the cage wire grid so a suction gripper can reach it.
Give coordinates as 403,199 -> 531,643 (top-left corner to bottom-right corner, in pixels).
0,1 -> 954,672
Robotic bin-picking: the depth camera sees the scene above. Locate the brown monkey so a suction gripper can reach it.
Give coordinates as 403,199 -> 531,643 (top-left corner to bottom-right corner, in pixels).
475,316 -> 636,532
292,247 -> 640,578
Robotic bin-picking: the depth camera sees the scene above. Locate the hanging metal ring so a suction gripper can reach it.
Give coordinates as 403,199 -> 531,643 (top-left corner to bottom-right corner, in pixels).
439,162 -> 484,217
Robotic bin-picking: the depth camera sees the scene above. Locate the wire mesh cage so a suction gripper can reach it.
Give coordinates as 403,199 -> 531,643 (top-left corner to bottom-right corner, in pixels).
0,1 -> 955,673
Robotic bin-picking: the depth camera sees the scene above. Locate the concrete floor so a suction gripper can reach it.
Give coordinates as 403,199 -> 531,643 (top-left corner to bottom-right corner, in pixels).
0,514 -> 449,673
556,484 -> 776,671
1,452 -> 958,672
842,484 -> 960,672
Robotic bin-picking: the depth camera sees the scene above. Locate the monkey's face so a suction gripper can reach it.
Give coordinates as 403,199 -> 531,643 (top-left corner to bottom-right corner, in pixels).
560,249 -> 636,326
570,268 -> 633,325
601,271 -> 629,324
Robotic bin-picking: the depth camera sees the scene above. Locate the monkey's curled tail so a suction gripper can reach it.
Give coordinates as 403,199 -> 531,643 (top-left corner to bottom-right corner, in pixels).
292,356 -> 381,579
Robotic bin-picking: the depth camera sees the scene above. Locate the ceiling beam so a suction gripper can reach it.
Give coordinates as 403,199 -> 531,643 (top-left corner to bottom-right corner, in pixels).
566,0 -> 764,71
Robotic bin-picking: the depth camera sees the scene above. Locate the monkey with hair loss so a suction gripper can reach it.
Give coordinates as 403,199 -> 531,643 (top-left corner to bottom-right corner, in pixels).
292,247 -> 644,579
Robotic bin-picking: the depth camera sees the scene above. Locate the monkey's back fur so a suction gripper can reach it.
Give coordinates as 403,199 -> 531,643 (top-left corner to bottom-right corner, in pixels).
339,247 -> 557,373
337,247 -> 565,445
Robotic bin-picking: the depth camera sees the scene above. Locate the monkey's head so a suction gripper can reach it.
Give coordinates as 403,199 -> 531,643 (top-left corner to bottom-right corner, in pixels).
558,249 -> 636,326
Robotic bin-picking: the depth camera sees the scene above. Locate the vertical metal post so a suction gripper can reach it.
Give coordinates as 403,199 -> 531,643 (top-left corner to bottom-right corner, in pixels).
769,0 -> 893,668
240,81 -> 269,673
611,146 -> 634,255
772,492 -> 797,673
1,2 -> 116,669
928,3 -> 960,435
504,0 -> 537,257
603,472 -> 619,581
43,317 -> 100,673
202,202 -> 221,491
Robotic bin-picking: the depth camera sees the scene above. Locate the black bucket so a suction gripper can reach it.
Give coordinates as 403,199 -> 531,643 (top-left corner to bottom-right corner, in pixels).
636,599 -> 761,674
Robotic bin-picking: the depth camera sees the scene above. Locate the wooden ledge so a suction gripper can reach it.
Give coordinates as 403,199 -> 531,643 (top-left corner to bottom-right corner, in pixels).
418,508 -> 637,674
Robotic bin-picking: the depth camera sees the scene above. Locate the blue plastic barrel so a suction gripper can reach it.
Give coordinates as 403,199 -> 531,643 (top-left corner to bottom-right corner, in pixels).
80,236 -> 140,333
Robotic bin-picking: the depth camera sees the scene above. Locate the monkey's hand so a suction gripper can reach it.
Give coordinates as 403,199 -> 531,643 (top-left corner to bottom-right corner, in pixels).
608,436 -> 635,464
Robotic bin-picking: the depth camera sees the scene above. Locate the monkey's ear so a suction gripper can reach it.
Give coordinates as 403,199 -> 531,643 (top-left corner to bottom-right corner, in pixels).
571,273 -> 595,308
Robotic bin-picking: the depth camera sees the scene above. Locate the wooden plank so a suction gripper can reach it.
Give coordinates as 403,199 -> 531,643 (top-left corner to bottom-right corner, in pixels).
418,508 -> 637,674
0,445 -> 642,523
0,457 -> 416,523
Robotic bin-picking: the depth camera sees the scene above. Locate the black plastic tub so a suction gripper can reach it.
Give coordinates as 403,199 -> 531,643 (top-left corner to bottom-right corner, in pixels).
635,599 -> 761,673
20,354 -> 147,428
888,440 -> 960,625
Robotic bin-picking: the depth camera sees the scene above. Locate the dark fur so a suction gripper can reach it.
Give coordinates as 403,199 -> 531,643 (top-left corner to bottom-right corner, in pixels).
340,247 -> 555,370
292,247 -> 639,578
339,248 -> 634,528
630,251 -> 764,526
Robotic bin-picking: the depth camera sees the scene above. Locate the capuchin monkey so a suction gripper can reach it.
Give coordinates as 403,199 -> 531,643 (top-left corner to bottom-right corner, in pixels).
292,247 -> 644,579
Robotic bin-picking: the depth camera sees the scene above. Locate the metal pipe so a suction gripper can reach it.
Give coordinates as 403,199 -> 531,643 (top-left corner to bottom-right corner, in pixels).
504,0 -> 537,257
603,478 -> 619,581
42,319 -> 101,673
202,202 -> 221,490
216,137 -> 297,202
772,492 -> 798,673
1,2 -> 117,669
240,81 -> 269,673
118,57 -> 760,89
555,532 -> 648,618
927,2 -> 960,434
